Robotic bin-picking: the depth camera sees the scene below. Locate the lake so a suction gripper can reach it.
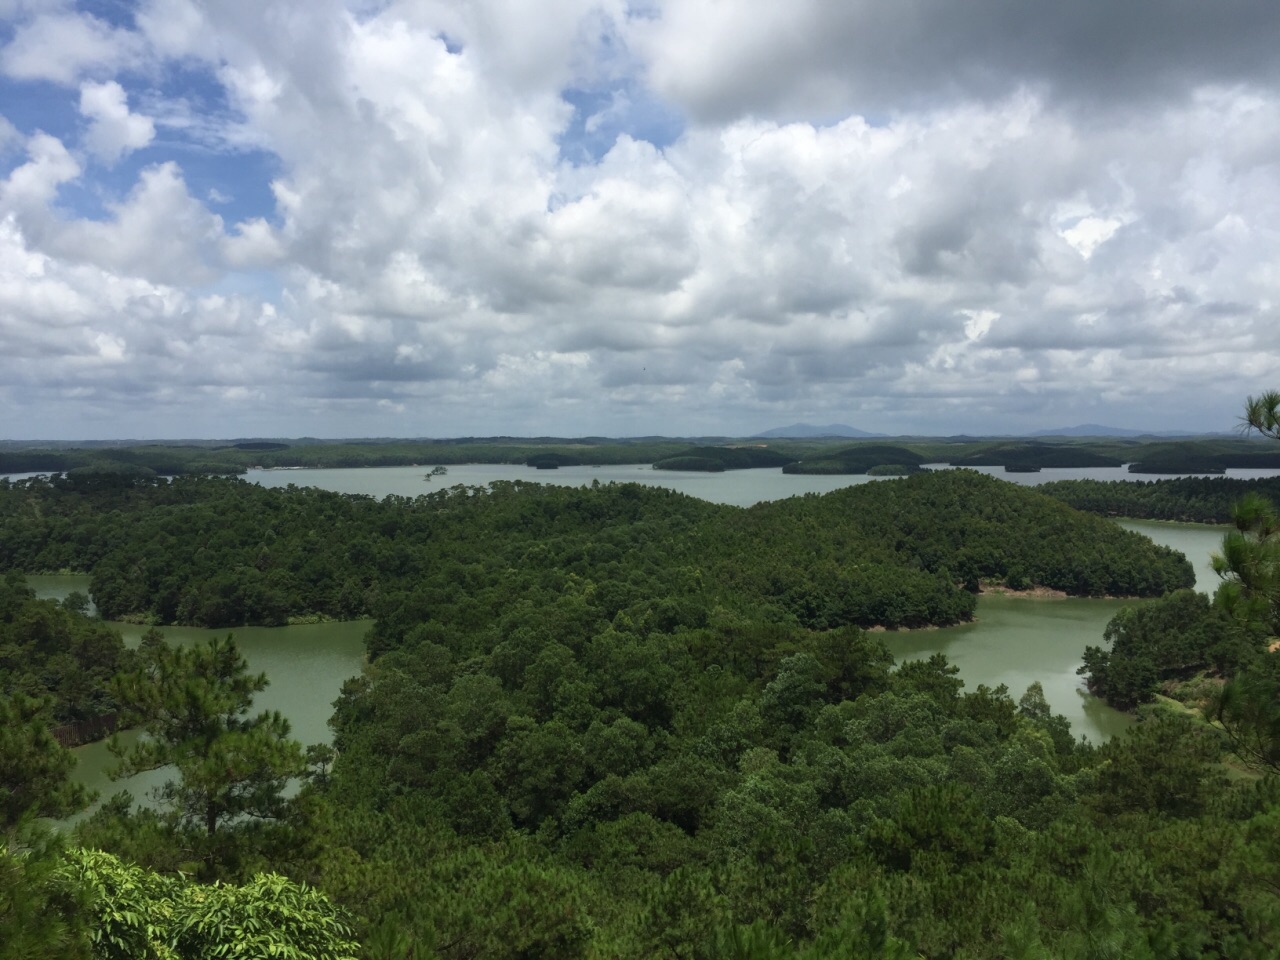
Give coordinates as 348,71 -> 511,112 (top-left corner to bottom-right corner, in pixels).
44,467 -> 1233,813
245,462 -> 1280,507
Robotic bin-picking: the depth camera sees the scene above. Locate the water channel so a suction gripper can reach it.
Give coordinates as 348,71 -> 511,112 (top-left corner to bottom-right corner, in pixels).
38,464 -> 1241,810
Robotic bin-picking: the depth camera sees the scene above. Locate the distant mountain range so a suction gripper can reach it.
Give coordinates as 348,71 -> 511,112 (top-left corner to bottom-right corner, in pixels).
753,423 -> 886,439
751,422 -> 1225,440
1029,424 -> 1209,438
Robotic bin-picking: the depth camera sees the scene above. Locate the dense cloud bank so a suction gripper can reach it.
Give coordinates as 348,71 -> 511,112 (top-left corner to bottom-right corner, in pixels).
1,1 -> 1279,437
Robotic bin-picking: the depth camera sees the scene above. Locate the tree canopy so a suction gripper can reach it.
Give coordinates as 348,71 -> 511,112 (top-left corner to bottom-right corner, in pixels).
4,455 -> 1279,957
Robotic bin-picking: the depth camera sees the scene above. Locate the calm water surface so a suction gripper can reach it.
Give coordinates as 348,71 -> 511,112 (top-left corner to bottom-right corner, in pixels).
245,462 -> 1280,506
42,466 -> 1238,812
879,520 -> 1227,743
248,463 -> 887,507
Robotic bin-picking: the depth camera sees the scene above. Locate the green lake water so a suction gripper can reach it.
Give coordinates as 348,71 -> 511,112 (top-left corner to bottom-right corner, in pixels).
881,519 -> 1227,743
35,468 -> 1235,814
28,581 -> 370,821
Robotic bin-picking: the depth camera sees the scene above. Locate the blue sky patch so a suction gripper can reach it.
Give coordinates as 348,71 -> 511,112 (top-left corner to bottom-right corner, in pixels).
557,82 -> 683,165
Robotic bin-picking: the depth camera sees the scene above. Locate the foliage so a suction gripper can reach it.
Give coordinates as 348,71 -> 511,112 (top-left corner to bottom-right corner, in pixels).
0,573 -> 132,731
0,470 -> 1191,632
1213,492 -> 1280,633
655,446 -> 795,471
1204,394 -> 1280,776
53,847 -> 358,960
0,834 -> 91,960
782,445 -> 924,475
1242,391 -> 1280,440
948,442 -> 1122,469
653,455 -> 728,472
1,693 -> 91,841
1041,475 -> 1280,523
1212,653 -> 1280,773
108,634 -> 308,878
1080,590 -> 1259,709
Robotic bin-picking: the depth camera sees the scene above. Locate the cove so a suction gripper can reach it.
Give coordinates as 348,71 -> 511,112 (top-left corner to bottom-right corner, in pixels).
882,519 -> 1228,743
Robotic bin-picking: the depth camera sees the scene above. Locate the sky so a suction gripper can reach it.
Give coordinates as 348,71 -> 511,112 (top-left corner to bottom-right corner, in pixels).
1,1 -> 1279,440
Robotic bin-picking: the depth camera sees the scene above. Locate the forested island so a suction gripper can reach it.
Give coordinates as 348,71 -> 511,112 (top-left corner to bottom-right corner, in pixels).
5,401 -> 1280,958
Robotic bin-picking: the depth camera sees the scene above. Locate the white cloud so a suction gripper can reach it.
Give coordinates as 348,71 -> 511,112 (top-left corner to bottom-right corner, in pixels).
79,80 -> 156,164
134,0 -> 209,60
1061,216 -> 1122,259
1,11 -> 146,85
47,163 -> 226,286
0,115 -> 20,154
221,217 -> 284,269
1,133 -> 80,210
3,1 -> 1280,437
628,0 -> 1280,122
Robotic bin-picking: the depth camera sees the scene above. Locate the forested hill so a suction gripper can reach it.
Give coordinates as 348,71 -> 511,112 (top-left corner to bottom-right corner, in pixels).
1039,475 -> 1280,524
736,471 -> 1194,599
8,469 -> 1275,959
0,470 -> 1191,637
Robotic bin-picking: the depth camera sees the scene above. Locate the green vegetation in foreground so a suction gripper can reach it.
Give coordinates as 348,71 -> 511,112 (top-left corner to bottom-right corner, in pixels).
9,407 -> 1280,957
0,470 -> 1191,631
5,562 -> 1280,957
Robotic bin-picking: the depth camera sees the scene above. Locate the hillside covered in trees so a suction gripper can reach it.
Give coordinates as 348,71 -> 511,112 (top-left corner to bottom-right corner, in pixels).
0,470 -> 1192,633
6,462 -> 1280,958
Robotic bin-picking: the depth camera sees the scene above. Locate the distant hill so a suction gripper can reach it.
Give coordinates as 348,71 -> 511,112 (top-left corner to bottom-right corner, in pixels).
754,423 -> 885,439
1029,424 -> 1206,438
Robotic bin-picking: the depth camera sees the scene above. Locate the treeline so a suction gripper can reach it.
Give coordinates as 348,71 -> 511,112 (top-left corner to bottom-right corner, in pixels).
8,434 -> 1280,480
1040,476 -> 1280,523
1124,439 -> 1280,474
1080,589 -> 1265,710
0,470 -> 1192,632
653,446 -> 794,472
0,439 -> 698,477
948,441 -> 1122,469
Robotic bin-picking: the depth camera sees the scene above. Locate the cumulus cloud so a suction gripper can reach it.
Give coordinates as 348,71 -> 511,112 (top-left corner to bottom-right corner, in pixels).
1,132 -> 81,210
47,162 -> 227,285
1,11 -> 146,85
79,80 -> 155,163
630,0 -> 1280,121
2,0 -> 1280,438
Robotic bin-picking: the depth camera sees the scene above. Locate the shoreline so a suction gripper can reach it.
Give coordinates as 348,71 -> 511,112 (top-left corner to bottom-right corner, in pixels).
977,584 -> 1149,601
